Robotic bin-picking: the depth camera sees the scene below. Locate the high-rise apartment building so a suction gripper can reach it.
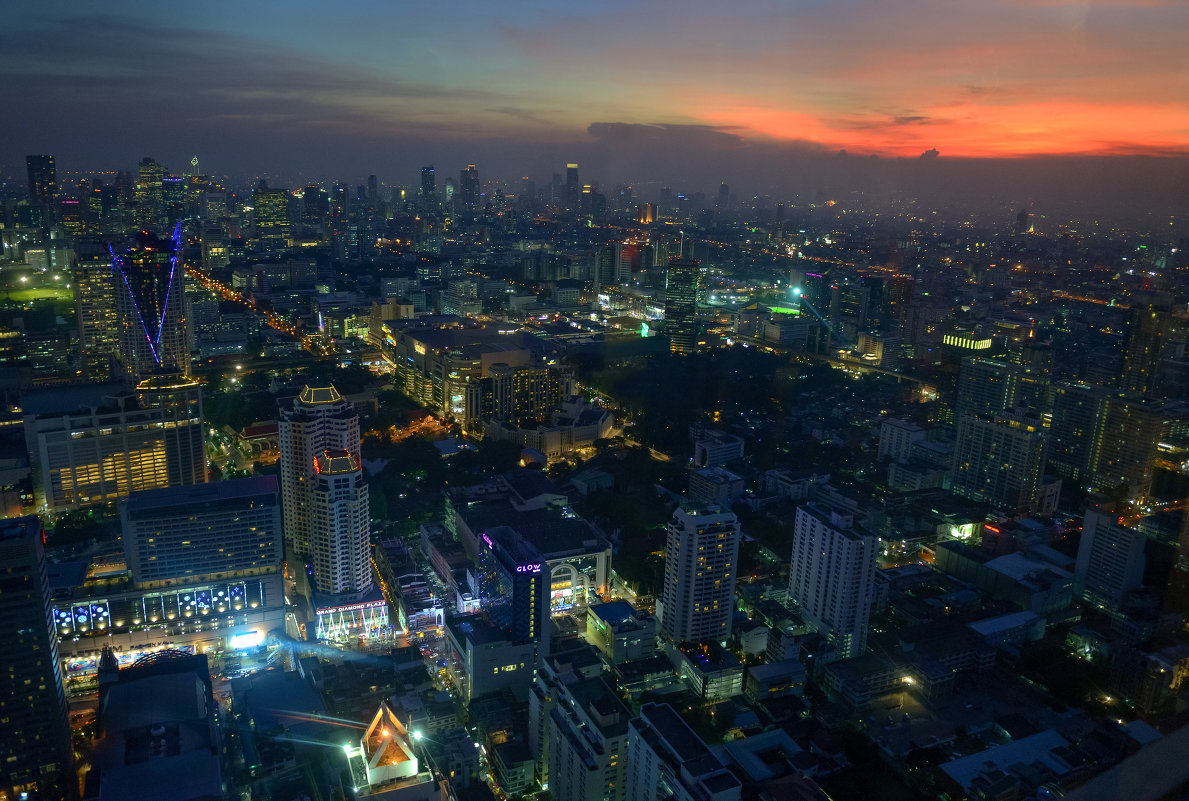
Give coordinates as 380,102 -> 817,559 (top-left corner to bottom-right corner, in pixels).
1048,381 -> 1109,489
1119,291 -> 1173,395
657,504 -> 739,645
957,356 -> 1049,419
1074,497 -> 1146,611
309,449 -> 372,596
547,671 -> 630,801
25,154 -> 58,210
24,372 -> 206,511
788,501 -> 877,659
278,385 -> 363,588
0,516 -> 72,800
1094,395 -> 1188,504
111,226 -> 190,385
626,702 -> 740,801
952,413 -> 1047,515
664,259 -> 701,355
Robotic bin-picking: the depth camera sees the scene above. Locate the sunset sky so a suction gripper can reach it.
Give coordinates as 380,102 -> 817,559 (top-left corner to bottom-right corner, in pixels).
4,0 -> 1188,188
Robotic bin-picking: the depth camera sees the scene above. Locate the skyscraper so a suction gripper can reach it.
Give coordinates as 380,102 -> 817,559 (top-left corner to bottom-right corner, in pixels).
309,449 -> 372,596
459,164 -> 481,211
657,504 -> 739,644
253,185 -> 292,250
135,156 -> 168,229
278,385 -> 363,593
565,162 -> 580,210
74,235 -> 120,380
420,165 -> 436,202
788,501 -> 877,659
111,225 -> 190,385
0,516 -> 73,800
664,259 -> 701,355
25,154 -> 58,210
1120,291 -> 1173,395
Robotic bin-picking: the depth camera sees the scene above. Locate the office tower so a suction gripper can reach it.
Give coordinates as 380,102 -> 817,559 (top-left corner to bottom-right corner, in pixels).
565,162 -> 580,210
25,154 -> 59,210
420,165 -> 436,200
626,703 -> 740,801
715,181 -> 729,213
253,185 -> 291,249
74,235 -> 120,380
1075,497 -> 1146,611
299,185 -> 326,236
952,413 -> 1047,515
1120,291 -> 1173,395
278,384 -> 362,581
657,504 -> 740,644
24,372 -> 205,511
788,501 -> 877,659
1094,395 -> 1187,504
309,449 -> 372,596
0,517 -> 72,800
664,259 -> 701,355
1048,381 -> 1108,488
120,475 -> 282,585
479,525 -> 548,644
111,226 -> 190,385
459,164 -> 480,211
135,156 -> 168,229
367,173 -> 378,205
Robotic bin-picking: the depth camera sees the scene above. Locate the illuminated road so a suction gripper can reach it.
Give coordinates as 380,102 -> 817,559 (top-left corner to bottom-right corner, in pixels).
185,264 -> 335,355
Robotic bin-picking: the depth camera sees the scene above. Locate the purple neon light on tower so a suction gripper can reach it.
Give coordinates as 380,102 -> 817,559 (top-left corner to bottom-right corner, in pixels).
109,226 -> 190,385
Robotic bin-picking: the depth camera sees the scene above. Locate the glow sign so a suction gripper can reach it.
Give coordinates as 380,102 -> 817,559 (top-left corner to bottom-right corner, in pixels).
516,564 -> 541,573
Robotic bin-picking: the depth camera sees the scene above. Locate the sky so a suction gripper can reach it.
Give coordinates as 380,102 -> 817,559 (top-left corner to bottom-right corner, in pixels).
4,0 -> 1189,212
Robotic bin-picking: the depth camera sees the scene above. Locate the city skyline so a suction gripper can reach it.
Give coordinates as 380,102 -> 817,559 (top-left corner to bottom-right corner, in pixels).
3,2 -> 1188,216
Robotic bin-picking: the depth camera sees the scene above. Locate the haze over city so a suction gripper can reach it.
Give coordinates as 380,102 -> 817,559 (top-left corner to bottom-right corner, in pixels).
4,1 -> 1188,224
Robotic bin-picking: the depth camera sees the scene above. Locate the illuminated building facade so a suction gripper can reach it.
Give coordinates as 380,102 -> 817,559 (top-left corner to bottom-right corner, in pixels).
310,449 -> 372,597
459,164 -> 480,211
0,516 -> 72,800
343,702 -> 436,799
253,186 -> 292,250
479,526 -> 548,644
73,236 -> 120,380
788,501 -> 877,660
657,505 -> 739,645
278,384 -> 361,574
24,373 -> 206,512
1075,497 -> 1146,612
664,259 -> 701,354
120,476 -> 281,585
53,477 -> 285,677
111,225 -> 190,385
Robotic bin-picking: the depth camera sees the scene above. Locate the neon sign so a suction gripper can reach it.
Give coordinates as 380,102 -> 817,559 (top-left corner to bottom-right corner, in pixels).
516,564 -> 541,573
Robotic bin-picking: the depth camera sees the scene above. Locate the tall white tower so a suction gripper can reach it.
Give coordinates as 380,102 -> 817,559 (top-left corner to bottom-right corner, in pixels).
310,449 -> 372,596
657,504 -> 739,645
788,501 -> 877,659
278,385 -> 362,593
